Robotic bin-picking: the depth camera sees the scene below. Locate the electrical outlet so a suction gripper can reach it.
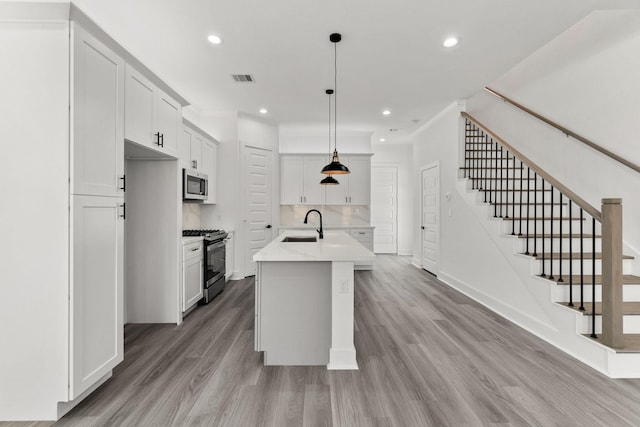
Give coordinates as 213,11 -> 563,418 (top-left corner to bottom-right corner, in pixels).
340,280 -> 349,294
354,208 -> 360,214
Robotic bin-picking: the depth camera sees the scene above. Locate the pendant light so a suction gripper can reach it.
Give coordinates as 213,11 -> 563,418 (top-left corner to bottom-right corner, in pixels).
321,33 -> 350,175
321,89 -> 339,185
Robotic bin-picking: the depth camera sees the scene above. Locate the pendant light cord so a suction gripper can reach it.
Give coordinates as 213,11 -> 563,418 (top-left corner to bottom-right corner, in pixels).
334,41 -> 338,152
328,90 -> 332,156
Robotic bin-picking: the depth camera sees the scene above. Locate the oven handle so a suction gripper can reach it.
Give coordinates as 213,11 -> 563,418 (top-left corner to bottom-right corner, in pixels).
207,240 -> 226,251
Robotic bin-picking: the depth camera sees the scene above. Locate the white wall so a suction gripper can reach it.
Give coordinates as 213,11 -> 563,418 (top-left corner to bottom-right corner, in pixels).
0,21 -> 70,420
197,112 -> 279,278
371,143 -> 413,255
468,9 -> 640,263
280,129 -> 372,153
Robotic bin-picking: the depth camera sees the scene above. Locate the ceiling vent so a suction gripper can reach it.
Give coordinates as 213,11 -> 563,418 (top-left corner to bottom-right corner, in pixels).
232,74 -> 254,82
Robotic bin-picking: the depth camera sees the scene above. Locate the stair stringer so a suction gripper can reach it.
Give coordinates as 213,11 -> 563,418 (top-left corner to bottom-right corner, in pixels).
437,178 -> 640,378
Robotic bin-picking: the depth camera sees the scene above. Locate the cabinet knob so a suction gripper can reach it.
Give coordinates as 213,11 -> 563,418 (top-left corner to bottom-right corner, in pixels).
421,226 -> 425,230
265,224 -> 272,229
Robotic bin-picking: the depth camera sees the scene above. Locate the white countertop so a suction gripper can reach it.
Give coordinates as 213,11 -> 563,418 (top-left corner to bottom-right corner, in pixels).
253,230 -> 376,262
182,236 -> 204,245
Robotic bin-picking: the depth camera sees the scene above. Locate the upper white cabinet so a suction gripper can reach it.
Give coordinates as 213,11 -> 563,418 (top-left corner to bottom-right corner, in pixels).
71,25 -> 125,198
125,64 -> 181,157
181,120 -> 218,204
325,154 -> 372,205
280,155 -> 328,205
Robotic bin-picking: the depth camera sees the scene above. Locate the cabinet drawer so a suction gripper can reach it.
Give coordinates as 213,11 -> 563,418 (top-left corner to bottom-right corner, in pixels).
183,241 -> 203,260
350,229 -> 373,241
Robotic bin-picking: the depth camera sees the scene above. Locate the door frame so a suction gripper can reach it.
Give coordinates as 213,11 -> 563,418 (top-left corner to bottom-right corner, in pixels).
420,161 -> 440,275
371,164 -> 399,254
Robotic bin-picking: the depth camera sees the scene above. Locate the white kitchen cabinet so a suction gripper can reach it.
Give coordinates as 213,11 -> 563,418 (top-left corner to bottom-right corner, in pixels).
182,240 -> 204,312
181,120 -> 218,204
70,194 -> 124,399
225,231 -> 235,280
325,154 -> 372,206
71,24 -> 125,198
349,228 -> 374,251
125,64 -> 180,157
280,155 -> 327,204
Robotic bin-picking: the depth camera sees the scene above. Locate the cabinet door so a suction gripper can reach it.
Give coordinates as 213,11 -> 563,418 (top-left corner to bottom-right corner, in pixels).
72,25 -> 124,197
225,233 -> 234,280
183,254 -> 203,311
201,139 -> 217,204
324,165 -> 349,205
346,156 -> 371,205
124,65 -> 155,149
280,156 -> 304,204
156,90 -> 181,156
179,127 -> 192,169
70,195 -> 124,399
191,133 -> 203,170
302,156 -> 327,205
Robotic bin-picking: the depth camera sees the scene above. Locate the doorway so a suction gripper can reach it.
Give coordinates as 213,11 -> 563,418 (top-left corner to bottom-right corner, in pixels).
420,162 -> 439,274
371,165 -> 398,254
243,145 -> 273,276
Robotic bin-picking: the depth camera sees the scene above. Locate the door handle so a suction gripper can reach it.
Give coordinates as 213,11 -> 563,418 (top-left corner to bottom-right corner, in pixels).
265,224 -> 272,229
421,226 -> 425,230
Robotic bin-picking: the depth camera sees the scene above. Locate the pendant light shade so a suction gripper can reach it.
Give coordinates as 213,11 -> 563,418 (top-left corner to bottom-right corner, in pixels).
320,175 -> 340,185
321,32 -> 350,176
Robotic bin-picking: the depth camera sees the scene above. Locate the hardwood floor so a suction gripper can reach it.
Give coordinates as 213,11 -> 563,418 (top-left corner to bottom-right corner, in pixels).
7,255 -> 640,426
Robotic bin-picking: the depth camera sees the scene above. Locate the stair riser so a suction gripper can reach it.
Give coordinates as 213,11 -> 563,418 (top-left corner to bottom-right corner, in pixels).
500,219 -> 592,234
514,238 -> 602,254
578,315 -> 640,334
554,284 -> 640,303
532,258 -> 635,276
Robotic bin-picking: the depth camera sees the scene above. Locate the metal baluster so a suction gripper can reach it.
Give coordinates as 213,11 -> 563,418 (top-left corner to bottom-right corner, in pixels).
494,140 -> 498,217
540,179 -> 546,277
532,172 -> 538,256
464,121 -> 470,178
473,129 -> 478,189
511,154 -> 516,235
591,217 -> 597,338
579,208 -> 585,311
558,193 -> 564,283
525,167 -> 530,254
518,161 -> 524,236
568,200 -> 573,306
549,186 -> 555,280
482,134 -> 488,196
499,146 -> 504,218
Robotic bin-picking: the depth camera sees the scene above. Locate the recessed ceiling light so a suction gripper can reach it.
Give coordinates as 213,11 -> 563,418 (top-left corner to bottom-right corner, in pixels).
382,110 -> 391,116
443,37 -> 458,48
207,35 -> 223,45
379,138 -> 386,142
259,108 -> 268,114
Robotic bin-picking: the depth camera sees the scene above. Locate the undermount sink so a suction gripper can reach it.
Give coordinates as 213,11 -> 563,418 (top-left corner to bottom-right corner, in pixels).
282,236 -> 317,243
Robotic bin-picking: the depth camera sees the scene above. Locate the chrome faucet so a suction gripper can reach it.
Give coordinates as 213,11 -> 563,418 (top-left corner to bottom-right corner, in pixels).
303,209 -> 323,239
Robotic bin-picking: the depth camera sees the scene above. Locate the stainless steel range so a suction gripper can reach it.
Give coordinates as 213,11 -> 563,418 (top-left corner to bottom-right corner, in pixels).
182,229 -> 228,303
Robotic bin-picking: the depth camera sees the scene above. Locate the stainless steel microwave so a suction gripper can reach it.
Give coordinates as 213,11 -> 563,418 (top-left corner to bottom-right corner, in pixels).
183,169 -> 208,201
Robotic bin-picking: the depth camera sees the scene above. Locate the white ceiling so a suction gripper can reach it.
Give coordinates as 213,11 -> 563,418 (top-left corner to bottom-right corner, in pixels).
71,0 -> 622,143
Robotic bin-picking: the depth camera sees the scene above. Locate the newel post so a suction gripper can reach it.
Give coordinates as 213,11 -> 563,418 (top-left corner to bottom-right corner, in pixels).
601,198 -> 623,348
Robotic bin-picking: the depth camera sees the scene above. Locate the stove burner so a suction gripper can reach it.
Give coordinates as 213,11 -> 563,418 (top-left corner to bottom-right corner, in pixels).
182,229 -> 222,237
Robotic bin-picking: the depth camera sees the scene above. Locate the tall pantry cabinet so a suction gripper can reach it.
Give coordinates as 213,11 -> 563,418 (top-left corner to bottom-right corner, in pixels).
0,5 -> 124,421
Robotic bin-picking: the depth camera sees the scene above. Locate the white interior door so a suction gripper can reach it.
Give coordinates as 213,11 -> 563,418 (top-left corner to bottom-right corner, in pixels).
421,163 -> 439,274
371,165 -> 397,253
244,146 -> 273,276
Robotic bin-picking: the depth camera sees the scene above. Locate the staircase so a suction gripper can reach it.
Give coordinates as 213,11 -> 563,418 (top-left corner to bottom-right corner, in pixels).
459,112 -> 640,377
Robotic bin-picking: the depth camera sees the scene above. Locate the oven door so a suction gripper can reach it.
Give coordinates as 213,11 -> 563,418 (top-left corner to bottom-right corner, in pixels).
205,240 -> 226,287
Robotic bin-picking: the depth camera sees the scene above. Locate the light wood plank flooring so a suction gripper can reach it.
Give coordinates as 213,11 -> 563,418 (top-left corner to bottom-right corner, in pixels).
6,255 -> 640,426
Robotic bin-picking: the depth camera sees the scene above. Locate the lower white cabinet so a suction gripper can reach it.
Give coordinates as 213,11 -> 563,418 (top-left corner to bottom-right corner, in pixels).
182,240 -> 203,312
70,195 -> 124,399
349,228 -> 373,252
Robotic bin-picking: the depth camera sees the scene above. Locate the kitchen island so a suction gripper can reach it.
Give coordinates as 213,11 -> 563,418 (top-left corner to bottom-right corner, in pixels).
253,230 -> 376,370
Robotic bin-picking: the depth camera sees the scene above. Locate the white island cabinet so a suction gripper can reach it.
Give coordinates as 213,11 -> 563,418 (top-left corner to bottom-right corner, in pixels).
253,231 -> 375,369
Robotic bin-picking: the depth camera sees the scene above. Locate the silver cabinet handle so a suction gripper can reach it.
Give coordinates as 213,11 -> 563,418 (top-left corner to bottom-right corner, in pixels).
191,248 -> 199,252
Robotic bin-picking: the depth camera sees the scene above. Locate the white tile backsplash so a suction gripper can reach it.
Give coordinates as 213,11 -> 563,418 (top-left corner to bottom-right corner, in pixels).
182,203 -> 201,229
280,205 -> 370,227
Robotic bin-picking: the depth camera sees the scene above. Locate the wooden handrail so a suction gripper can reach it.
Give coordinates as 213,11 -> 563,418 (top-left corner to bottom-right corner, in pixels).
461,111 -> 602,221
484,87 -> 640,175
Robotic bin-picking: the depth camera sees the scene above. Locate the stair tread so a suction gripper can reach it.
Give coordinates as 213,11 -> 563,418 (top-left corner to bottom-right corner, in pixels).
491,202 -> 569,206
460,167 -> 522,170
560,301 -> 640,315
481,189 -> 552,192
502,217 -> 585,221
584,334 -> 640,353
515,234 -> 600,238
524,252 -> 634,260
551,275 -> 640,285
